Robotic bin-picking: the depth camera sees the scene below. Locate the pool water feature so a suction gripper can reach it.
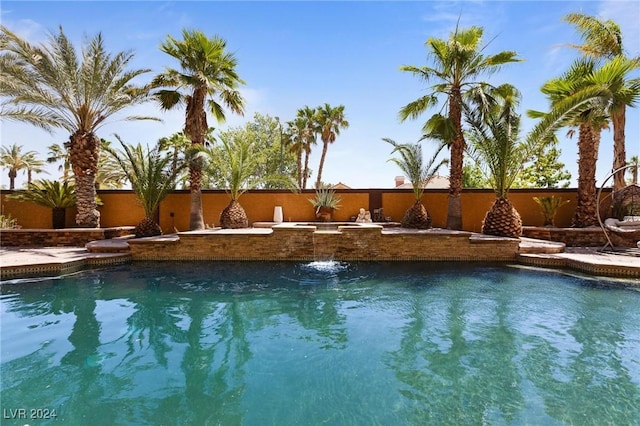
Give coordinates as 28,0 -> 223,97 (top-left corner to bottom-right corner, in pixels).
1,262 -> 639,425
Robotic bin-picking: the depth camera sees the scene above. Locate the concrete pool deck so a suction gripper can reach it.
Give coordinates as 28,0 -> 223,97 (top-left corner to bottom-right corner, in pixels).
1,233 -> 639,281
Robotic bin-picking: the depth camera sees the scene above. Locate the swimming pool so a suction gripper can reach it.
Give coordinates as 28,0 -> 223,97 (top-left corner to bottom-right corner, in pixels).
1,262 -> 639,425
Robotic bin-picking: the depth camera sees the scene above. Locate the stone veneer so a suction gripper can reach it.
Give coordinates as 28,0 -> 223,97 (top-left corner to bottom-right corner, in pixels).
0,227 -> 135,247
127,224 -> 520,262
522,226 -> 637,248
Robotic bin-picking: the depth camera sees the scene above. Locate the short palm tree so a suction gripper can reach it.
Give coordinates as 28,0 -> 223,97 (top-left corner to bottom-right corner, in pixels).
0,143 -> 42,189
383,138 -> 448,229
399,25 -> 522,230
104,136 -> 185,237
214,137 -> 257,229
464,85 -> 533,237
8,179 -> 76,228
153,29 -> 245,230
315,103 -> 349,189
0,26 -> 157,227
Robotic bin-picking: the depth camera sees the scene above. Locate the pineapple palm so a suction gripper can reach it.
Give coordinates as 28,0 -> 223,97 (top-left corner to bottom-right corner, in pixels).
104,136 -> 185,237
465,85 -> 535,237
0,26 -> 156,227
214,137 -> 257,229
383,138 -> 448,229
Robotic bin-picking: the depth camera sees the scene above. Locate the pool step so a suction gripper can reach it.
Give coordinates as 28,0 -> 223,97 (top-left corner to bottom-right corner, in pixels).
86,238 -> 131,253
519,237 -> 565,254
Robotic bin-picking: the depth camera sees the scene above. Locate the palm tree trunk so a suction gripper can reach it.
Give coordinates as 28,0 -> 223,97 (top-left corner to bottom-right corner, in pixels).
189,166 -> 205,230
296,150 -> 303,189
573,123 -> 600,227
315,141 -> 329,189
68,131 -> 100,227
447,87 -> 465,230
185,87 -> 208,231
8,169 -> 16,190
302,148 -> 311,189
611,107 -> 627,191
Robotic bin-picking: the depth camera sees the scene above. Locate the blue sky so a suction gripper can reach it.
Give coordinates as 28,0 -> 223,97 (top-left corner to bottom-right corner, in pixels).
1,0 -> 639,189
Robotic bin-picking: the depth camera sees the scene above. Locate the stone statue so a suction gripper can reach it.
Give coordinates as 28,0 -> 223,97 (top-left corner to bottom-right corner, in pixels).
364,211 -> 372,223
355,208 -> 367,223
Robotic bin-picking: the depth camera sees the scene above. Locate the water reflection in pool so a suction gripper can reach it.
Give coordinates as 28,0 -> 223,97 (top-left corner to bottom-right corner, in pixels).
1,262 -> 639,425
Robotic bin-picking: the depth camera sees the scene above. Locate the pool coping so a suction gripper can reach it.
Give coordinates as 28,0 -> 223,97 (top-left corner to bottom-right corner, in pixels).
1,234 -> 639,282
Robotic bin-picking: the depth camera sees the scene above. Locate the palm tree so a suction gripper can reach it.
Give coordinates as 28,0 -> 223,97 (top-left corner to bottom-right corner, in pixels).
465,85 -> 536,237
104,136 -> 185,237
8,179 -> 76,228
383,138 -> 448,229
0,143 -> 42,189
564,13 -> 640,190
295,106 -> 319,189
315,103 -> 349,188
399,25 -> 522,230
152,29 -> 245,230
215,136 -> 257,229
287,117 -> 307,189
47,143 -> 72,180
0,26 -> 157,227
534,57 -> 640,227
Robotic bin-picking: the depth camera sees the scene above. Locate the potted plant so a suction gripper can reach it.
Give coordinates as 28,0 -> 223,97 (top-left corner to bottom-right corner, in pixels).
309,187 -> 341,222
533,196 -> 570,226
8,179 -> 76,228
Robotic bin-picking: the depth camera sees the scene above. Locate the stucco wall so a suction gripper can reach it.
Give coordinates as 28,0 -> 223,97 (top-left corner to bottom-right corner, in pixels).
1,188 -> 608,232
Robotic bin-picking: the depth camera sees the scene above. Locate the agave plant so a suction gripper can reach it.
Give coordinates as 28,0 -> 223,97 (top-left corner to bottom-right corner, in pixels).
104,136 -> 185,237
8,179 -> 76,228
383,137 -> 448,229
309,187 -> 341,221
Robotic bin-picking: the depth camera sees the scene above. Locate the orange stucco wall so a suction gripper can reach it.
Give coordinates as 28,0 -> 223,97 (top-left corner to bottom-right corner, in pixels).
1,188 -> 606,232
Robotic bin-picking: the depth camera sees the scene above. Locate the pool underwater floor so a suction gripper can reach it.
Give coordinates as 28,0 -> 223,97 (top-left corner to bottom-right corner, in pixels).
1,232 -> 639,281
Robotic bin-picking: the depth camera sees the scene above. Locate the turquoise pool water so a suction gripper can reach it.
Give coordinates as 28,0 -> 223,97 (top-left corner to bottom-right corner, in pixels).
1,262 -> 639,425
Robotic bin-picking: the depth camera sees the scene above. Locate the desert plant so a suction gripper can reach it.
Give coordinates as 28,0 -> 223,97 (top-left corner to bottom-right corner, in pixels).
215,137 -> 256,229
533,196 -> 571,226
0,213 -> 20,229
8,179 -> 76,228
309,187 -> 341,222
104,136 -> 185,237
383,137 -> 448,229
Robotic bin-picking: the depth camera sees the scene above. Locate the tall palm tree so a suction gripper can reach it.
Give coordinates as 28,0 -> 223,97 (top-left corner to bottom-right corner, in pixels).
0,143 -> 42,189
104,136 -> 185,237
287,117 -> 307,190
0,26 -> 156,227
315,103 -> 349,188
399,25 -> 522,230
533,58 -> 636,227
47,143 -> 72,181
383,138 -> 448,229
152,29 -> 245,230
295,106 -> 319,189
564,13 -> 640,191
